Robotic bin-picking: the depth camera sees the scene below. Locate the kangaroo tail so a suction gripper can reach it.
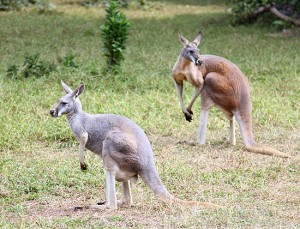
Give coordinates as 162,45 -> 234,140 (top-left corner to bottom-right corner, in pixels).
139,168 -> 222,209
245,144 -> 291,158
234,111 -> 291,158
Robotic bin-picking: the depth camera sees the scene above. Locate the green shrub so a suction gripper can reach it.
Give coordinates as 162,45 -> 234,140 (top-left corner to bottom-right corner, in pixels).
231,0 -> 300,26
6,64 -> 19,79
0,0 -> 36,11
0,0 -> 56,12
59,53 -> 79,69
100,0 -> 130,73
22,54 -> 56,78
6,54 -> 57,79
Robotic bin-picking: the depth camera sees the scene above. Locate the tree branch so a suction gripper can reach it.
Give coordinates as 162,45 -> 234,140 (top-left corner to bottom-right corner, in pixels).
237,4 -> 300,27
270,6 -> 300,26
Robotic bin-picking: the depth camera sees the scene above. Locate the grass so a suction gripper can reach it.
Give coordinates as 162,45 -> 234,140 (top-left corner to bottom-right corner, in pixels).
0,0 -> 299,227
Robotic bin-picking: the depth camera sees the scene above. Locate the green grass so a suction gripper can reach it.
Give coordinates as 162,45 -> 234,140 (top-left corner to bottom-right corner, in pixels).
0,0 -> 299,228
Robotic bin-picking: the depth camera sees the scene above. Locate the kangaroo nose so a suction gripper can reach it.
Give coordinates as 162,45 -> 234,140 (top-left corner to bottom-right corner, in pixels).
196,59 -> 203,66
50,110 -> 55,116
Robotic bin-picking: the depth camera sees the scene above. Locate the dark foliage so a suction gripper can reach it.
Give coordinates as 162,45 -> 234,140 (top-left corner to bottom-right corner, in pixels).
0,0 -> 37,11
232,0 -> 300,26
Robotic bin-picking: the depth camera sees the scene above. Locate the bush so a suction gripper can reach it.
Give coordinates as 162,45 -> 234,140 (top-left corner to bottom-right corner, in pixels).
0,0 -> 56,12
22,54 -> 56,78
58,53 -> 79,69
6,54 -> 57,79
100,0 -> 130,73
0,0 -> 36,11
232,0 -> 300,26
6,65 -> 19,79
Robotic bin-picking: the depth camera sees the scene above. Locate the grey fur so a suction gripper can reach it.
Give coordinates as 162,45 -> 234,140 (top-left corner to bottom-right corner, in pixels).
50,81 -> 173,209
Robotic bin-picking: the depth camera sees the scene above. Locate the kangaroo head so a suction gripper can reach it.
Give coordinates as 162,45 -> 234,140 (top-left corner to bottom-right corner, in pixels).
179,31 -> 203,66
50,81 -> 85,118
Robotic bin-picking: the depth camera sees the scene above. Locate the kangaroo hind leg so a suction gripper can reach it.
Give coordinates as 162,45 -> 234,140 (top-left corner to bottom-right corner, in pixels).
229,115 -> 236,145
118,181 -> 133,207
85,168 -> 117,210
197,96 -> 214,145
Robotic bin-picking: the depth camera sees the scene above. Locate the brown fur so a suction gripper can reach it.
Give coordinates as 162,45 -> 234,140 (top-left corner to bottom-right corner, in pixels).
172,33 -> 290,158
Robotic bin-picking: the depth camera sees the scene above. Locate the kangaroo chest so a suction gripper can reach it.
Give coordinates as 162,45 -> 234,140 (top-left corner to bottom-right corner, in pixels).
173,58 -> 204,87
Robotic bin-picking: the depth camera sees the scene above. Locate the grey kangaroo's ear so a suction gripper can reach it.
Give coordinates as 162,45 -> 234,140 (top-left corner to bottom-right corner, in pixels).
61,80 -> 73,94
193,31 -> 203,46
71,84 -> 85,99
179,33 -> 189,46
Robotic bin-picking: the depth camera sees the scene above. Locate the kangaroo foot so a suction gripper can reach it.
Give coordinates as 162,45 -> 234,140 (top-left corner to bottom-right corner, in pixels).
80,162 -> 88,170
117,199 -> 132,207
74,206 -> 84,211
97,201 -> 106,205
177,140 -> 196,146
74,200 -> 107,211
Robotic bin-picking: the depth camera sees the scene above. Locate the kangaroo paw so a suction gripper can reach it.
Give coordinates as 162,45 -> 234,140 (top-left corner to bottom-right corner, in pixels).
184,112 -> 193,122
80,162 -> 88,170
187,109 -> 193,115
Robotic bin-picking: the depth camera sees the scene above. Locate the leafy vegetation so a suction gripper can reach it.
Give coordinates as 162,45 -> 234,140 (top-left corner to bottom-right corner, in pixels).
0,0 -> 33,11
5,53 -> 80,79
232,0 -> 300,26
0,0 -> 53,11
0,0 -> 299,227
100,0 -> 130,73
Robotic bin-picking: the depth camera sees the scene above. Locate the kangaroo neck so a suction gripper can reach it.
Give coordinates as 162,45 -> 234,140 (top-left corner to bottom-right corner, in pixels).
177,56 -> 207,76
67,110 -> 80,122
66,110 -> 85,133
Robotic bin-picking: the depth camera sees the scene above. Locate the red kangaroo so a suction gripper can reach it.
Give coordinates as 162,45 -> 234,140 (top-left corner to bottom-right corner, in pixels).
172,31 -> 290,158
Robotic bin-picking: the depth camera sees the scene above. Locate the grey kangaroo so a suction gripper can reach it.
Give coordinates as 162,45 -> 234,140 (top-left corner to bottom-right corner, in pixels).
172,32 -> 290,158
50,81 -> 220,210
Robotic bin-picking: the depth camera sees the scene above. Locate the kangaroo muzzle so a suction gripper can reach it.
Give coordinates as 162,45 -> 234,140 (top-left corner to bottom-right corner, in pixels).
195,59 -> 203,66
50,109 -> 58,117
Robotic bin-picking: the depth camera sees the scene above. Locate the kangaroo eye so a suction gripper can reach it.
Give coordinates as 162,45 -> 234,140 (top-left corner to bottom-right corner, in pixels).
61,102 -> 68,106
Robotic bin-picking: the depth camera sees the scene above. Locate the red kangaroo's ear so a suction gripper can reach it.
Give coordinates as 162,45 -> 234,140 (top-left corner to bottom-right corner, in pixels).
179,33 -> 189,47
193,31 -> 203,47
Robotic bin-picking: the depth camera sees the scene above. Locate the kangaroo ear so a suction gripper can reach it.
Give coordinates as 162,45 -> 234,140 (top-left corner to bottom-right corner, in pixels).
193,31 -> 203,46
61,80 -> 73,94
71,84 -> 85,99
179,34 -> 189,46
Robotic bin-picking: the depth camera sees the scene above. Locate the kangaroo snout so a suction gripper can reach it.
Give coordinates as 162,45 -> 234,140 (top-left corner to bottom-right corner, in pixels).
50,109 -> 57,117
195,59 -> 203,66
